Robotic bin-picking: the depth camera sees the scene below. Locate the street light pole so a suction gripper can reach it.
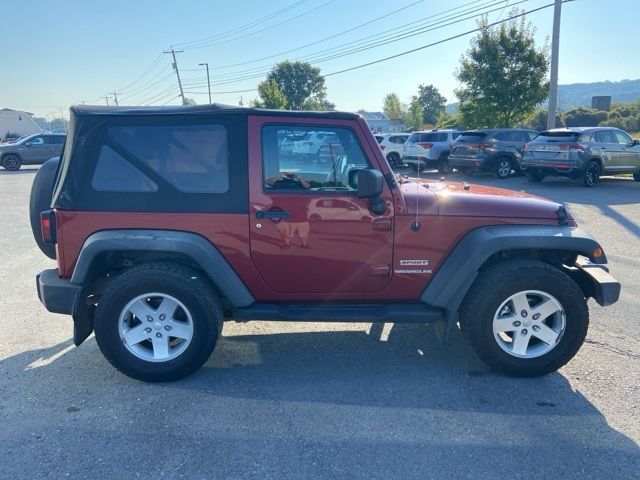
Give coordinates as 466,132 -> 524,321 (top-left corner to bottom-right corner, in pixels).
199,62 -> 212,104
547,0 -> 562,129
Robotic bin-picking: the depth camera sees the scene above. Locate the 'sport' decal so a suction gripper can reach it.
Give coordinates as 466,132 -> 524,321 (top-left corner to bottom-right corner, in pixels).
399,259 -> 429,266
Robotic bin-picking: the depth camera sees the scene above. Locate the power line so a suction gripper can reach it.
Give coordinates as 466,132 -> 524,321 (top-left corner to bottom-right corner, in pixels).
116,52 -> 164,91
174,0 -> 310,49
324,1 -> 561,77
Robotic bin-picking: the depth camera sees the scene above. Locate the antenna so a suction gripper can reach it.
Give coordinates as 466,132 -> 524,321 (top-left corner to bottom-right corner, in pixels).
411,131 -> 422,232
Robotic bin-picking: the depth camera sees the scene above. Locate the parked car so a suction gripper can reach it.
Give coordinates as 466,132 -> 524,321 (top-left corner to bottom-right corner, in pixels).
521,127 -> 640,186
402,129 -> 460,174
448,128 -> 538,179
376,133 -> 410,168
0,133 -> 66,171
33,104 -> 619,382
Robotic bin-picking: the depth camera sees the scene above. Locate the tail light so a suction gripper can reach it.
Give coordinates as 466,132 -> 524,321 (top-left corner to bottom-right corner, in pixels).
40,210 -> 57,244
417,142 -> 433,149
380,145 -> 386,151
559,143 -> 586,151
524,143 -> 532,150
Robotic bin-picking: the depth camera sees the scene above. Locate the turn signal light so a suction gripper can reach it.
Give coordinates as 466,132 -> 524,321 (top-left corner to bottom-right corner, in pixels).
40,210 -> 57,244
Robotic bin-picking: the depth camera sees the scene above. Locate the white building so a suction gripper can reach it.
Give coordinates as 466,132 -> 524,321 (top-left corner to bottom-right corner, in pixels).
0,108 -> 42,139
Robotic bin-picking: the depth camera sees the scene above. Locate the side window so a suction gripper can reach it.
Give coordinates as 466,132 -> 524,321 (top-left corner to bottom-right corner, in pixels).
28,136 -> 44,145
92,146 -> 158,192
511,131 -> 528,142
614,130 -> 632,145
108,124 -> 229,193
527,131 -> 539,141
262,125 -> 369,192
493,132 -> 510,141
595,130 -> 616,143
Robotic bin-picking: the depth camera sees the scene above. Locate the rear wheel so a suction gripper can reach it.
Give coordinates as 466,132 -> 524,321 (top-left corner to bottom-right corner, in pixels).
460,260 -> 588,377
1,154 -> 21,171
386,152 -> 401,168
437,153 -> 452,174
495,157 -> 512,179
94,263 -> 222,382
525,172 -> 545,183
583,160 -> 600,187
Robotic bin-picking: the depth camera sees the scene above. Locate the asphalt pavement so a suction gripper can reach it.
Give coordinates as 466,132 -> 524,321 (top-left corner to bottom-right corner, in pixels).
0,166 -> 638,479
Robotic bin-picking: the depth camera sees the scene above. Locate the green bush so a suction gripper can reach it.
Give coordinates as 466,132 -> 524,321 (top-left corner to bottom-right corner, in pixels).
563,107 -> 608,127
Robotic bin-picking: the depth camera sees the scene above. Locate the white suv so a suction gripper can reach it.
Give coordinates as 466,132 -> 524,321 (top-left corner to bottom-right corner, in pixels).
402,129 -> 460,174
375,133 -> 410,167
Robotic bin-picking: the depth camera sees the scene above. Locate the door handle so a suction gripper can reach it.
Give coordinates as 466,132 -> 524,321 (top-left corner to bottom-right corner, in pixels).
256,210 -> 290,220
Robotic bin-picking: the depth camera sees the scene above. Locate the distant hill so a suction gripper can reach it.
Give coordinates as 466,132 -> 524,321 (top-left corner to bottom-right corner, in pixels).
446,79 -> 640,113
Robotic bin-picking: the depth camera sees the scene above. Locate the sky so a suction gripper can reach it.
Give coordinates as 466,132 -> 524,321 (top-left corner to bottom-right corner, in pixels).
2,0 -> 638,120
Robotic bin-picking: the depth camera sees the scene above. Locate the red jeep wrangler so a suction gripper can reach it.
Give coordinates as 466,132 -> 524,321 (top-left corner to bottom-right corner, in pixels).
32,105 -> 620,382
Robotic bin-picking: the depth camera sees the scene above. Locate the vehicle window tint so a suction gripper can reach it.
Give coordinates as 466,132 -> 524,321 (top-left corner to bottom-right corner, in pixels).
614,130 -> 632,144
374,135 -> 384,144
28,136 -> 44,145
493,132 -> 510,141
262,125 -> 369,192
92,146 -> 158,192
527,131 -> 539,141
594,130 -> 616,143
420,133 -> 447,142
390,136 -> 406,144
406,133 -> 420,143
108,124 -> 229,193
511,131 -> 529,142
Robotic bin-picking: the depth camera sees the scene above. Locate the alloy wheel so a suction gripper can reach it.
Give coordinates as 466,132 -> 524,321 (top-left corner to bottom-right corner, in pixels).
492,290 -> 566,359
118,292 -> 194,362
497,159 -> 511,178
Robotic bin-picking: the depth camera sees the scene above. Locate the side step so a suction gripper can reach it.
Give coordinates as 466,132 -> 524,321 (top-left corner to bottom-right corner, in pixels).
234,303 -> 444,324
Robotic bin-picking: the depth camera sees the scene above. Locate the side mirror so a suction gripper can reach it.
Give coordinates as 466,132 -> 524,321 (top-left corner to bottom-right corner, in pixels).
633,139 -> 640,146
25,142 -> 33,147
357,168 -> 383,198
357,169 -> 387,215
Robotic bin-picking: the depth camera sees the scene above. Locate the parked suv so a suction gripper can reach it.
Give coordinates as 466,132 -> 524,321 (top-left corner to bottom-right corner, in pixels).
0,133 -> 65,170
376,133 -> 410,168
449,129 -> 538,179
402,129 -> 460,174
32,105 -> 619,382
521,127 -> 640,186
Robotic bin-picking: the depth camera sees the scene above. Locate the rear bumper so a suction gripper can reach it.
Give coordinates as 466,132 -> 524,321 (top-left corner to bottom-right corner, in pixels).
36,268 -> 80,315
402,155 -> 440,167
571,259 -> 621,307
521,161 -> 581,177
449,154 -> 491,171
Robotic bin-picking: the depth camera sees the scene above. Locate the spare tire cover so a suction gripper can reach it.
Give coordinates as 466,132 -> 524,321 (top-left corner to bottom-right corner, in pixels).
29,157 -> 59,259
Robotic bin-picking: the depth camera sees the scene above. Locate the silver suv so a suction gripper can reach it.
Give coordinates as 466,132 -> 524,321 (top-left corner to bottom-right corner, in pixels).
521,127 -> 640,187
0,133 -> 66,171
402,129 -> 460,174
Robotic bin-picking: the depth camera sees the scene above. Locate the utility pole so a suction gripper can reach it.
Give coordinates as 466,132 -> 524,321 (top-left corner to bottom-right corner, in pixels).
547,0 -> 562,130
102,95 -> 110,106
111,91 -> 121,106
164,47 -> 185,105
239,96 -> 244,107
198,62 -> 212,104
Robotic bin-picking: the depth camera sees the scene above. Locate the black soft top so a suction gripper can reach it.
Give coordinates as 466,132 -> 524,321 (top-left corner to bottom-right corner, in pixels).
71,104 -> 359,120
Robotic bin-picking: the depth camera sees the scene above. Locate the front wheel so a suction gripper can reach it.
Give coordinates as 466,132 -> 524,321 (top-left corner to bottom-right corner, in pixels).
460,260 -> 588,377
94,262 -> 222,382
1,154 -> 22,171
386,152 -> 401,168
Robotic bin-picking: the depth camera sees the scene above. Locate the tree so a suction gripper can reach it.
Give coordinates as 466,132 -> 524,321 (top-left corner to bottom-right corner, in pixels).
252,79 -> 287,109
182,97 -> 196,105
415,84 -> 446,125
522,108 -> 564,131
455,10 -> 549,128
436,111 -> 464,129
257,61 -> 331,111
382,93 -> 404,120
403,97 -> 423,131
564,107 -> 608,127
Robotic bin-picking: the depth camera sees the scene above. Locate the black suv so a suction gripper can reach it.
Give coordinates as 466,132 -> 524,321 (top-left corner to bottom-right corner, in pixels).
449,128 -> 538,178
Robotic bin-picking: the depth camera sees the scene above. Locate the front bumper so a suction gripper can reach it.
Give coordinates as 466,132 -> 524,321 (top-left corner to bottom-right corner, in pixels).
571,258 -> 621,306
36,268 -> 80,314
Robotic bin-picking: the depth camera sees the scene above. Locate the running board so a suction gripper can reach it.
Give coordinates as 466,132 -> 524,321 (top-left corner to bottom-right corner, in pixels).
233,303 -> 444,323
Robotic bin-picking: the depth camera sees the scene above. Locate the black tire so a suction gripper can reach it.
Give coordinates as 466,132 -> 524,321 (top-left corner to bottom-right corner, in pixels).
583,160 -> 600,187
29,157 -> 59,259
633,172 -> 640,182
495,157 -> 512,179
525,172 -> 545,183
94,262 -> 222,382
386,152 -> 401,168
1,154 -> 22,171
459,260 -> 588,377
437,153 -> 452,175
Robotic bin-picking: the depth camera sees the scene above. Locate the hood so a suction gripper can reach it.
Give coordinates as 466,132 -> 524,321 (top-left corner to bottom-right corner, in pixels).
400,179 -> 568,221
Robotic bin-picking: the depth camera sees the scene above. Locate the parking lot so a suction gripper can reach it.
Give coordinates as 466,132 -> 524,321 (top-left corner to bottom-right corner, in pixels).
1,167 -> 638,479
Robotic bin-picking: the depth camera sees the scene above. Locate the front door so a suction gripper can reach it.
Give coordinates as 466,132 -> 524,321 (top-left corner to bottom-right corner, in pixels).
22,135 -> 53,163
248,119 -> 394,296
